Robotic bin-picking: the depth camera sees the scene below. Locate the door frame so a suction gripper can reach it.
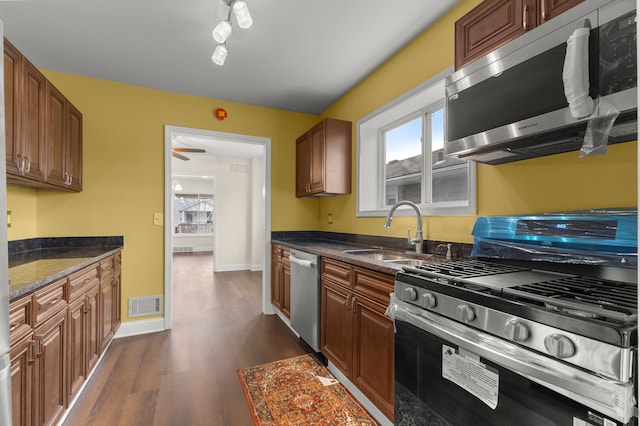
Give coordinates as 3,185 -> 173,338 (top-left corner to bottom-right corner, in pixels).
163,125 -> 273,330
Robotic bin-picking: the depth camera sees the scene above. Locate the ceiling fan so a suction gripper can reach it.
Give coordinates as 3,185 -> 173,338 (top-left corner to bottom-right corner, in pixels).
172,147 -> 206,161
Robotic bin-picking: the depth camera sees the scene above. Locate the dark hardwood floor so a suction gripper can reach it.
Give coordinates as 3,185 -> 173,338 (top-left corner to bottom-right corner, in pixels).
63,253 -> 310,426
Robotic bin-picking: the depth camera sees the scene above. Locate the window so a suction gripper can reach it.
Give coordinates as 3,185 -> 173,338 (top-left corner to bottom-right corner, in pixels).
173,193 -> 214,234
357,67 -> 476,217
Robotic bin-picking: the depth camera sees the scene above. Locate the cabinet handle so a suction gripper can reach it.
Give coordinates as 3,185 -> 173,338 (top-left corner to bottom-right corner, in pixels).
28,341 -> 36,363
541,0 -> 548,21
24,156 -> 30,173
16,154 -> 23,173
68,174 -> 73,185
523,5 -> 530,31
351,296 -> 356,312
346,295 -> 351,311
35,336 -> 43,358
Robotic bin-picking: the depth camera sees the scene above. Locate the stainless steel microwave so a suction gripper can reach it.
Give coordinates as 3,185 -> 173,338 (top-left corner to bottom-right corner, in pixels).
445,0 -> 637,165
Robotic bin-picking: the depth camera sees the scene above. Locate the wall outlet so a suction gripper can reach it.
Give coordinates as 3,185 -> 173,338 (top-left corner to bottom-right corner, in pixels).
7,211 -> 11,228
327,213 -> 333,224
153,212 -> 163,226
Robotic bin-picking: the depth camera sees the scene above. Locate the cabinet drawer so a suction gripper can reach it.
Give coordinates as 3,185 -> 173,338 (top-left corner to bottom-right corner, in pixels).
9,296 -> 32,345
321,258 -> 352,288
68,264 -> 99,301
353,267 -> 394,305
33,278 -> 68,328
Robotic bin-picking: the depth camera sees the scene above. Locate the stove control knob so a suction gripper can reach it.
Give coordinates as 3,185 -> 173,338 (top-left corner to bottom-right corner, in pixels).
404,287 -> 418,301
504,320 -> 530,342
456,304 -> 475,323
544,334 -> 575,359
422,292 -> 437,309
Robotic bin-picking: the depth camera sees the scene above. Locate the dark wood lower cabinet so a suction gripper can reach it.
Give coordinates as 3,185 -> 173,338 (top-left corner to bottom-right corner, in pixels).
10,334 -> 33,426
9,250 -> 122,426
271,244 -> 291,318
68,284 -> 100,403
352,295 -> 395,419
320,258 -> 395,421
320,279 -> 352,374
33,308 -> 67,426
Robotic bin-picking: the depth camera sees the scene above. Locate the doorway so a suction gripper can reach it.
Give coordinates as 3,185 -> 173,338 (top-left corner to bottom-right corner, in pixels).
164,125 -> 273,330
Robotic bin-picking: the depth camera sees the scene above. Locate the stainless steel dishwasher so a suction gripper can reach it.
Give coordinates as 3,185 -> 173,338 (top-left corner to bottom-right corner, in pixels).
289,249 -> 320,352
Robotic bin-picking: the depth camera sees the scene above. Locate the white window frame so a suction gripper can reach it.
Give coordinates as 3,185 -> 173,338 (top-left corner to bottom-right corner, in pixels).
356,67 -> 476,217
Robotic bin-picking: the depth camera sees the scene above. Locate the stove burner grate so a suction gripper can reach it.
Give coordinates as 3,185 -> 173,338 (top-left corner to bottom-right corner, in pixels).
412,259 -> 527,278
504,276 -> 637,323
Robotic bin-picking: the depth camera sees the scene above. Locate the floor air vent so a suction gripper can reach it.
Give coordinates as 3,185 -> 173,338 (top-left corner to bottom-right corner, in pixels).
128,296 -> 163,317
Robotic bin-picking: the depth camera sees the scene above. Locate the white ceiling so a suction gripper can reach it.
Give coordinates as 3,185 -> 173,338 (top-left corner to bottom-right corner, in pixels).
0,0 -> 458,116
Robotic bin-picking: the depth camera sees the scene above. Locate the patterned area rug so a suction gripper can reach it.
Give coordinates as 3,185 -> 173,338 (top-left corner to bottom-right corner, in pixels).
238,354 -> 379,425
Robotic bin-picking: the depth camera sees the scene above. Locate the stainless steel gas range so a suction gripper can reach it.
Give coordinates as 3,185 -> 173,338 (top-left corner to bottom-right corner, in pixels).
389,210 -> 637,426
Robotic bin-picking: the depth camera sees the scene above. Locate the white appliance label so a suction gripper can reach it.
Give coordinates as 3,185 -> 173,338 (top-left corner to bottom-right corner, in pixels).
442,345 -> 499,409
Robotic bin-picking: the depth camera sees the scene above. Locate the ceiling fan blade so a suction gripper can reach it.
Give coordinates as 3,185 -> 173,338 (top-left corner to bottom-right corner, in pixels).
172,148 -> 206,153
172,152 -> 190,161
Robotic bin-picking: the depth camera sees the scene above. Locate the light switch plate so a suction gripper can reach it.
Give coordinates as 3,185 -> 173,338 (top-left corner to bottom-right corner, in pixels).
153,212 -> 163,226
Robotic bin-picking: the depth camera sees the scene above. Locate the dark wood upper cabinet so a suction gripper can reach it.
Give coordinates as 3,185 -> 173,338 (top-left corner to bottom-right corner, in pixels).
296,118 -> 352,198
4,37 -> 83,191
455,0 -> 584,70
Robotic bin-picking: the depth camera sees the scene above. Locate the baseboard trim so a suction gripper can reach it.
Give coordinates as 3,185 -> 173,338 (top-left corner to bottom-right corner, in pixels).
114,318 -> 166,338
215,264 -> 246,272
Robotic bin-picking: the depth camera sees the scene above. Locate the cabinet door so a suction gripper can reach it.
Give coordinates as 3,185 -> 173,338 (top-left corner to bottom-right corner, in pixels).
10,335 -> 33,426
295,132 -> 312,197
454,0 -> 536,70
100,280 -> 114,353
270,246 -> 283,310
22,59 -> 47,181
44,82 -> 67,188
86,284 -> 101,373
282,261 -> 291,318
320,279 -> 352,376
307,123 -> 325,194
539,0 -> 583,24
67,297 -> 86,402
5,39 -> 23,176
65,102 -> 82,191
33,308 -> 67,426
352,295 -> 395,421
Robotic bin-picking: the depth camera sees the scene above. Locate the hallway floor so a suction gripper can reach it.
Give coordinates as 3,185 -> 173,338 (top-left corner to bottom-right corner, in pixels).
63,253 -> 309,425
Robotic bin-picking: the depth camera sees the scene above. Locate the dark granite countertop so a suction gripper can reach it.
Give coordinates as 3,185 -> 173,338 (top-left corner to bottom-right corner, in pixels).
271,237 -> 448,275
8,237 -> 124,301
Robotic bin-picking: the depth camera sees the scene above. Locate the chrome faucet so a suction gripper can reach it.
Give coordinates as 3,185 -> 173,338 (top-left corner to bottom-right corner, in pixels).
384,200 -> 424,254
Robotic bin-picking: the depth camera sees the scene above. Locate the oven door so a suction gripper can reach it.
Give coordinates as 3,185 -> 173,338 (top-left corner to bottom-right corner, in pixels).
390,299 -> 636,426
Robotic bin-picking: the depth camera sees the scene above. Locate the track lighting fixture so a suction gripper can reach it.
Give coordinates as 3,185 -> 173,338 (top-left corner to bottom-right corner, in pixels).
212,0 -> 252,66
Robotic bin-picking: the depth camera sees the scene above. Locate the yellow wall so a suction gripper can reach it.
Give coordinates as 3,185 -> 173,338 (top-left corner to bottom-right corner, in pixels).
7,73 -> 320,321
5,0 -> 637,322
320,0 -> 637,242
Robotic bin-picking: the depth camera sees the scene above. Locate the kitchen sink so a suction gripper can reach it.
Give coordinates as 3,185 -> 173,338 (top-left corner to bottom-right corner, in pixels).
383,258 -> 429,266
342,248 -> 431,266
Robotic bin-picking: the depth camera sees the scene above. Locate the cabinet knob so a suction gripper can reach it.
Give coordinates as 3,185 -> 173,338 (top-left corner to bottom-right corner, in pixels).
504,320 -> 530,342
544,334 -> 575,359
456,304 -> 475,323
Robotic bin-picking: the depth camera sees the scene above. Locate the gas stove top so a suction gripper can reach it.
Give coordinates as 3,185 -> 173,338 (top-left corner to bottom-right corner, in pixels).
403,259 -> 637,325
398,259 -> 637,347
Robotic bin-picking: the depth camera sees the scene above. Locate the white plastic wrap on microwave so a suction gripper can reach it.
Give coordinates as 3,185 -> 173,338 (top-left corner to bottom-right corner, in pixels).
579,98 -> 620,157
562,26 -> 594,119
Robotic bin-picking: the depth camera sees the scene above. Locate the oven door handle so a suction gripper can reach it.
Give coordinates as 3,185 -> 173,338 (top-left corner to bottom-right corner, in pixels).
389,299 -> 635,423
